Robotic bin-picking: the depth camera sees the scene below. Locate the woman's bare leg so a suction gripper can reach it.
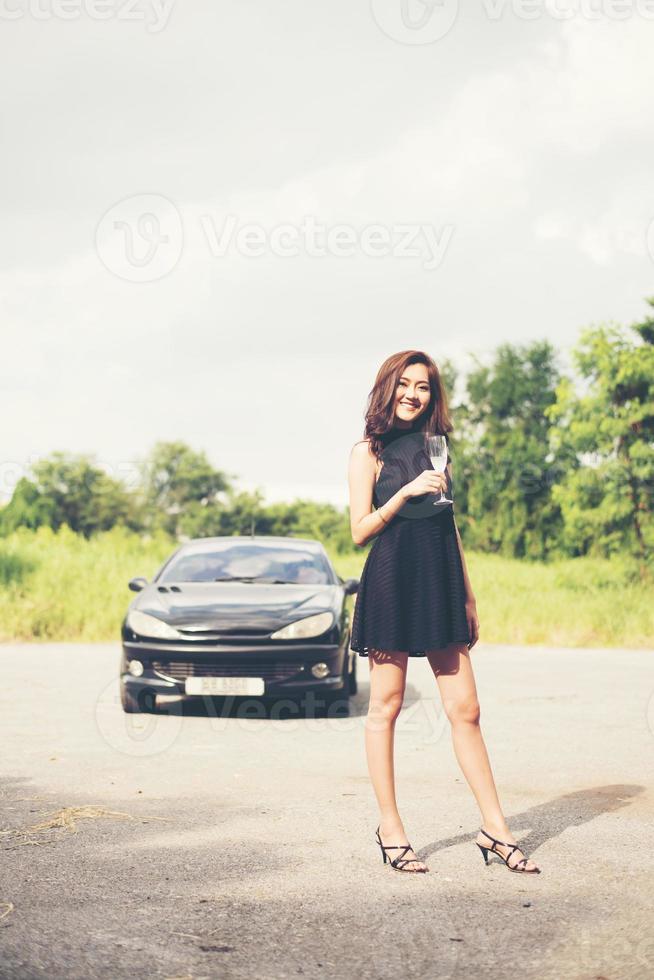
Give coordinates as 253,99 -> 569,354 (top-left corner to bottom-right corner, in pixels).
365,649 -> 428,871
427,643 -> 539,872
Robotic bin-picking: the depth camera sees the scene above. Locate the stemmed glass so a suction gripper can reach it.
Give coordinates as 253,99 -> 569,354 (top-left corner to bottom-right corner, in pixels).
425,434 -> 453,504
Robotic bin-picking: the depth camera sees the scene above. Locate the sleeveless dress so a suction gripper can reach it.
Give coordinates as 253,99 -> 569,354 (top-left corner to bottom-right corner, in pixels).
350,426 -> 471,657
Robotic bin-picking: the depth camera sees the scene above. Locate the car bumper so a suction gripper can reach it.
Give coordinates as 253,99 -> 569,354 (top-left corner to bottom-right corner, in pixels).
120,639 -> 349,697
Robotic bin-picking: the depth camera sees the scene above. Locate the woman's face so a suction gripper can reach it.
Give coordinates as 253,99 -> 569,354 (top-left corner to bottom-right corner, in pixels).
393,362 -> 431,426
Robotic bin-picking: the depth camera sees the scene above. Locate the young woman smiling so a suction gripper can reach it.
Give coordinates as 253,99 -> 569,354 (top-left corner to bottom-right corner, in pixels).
347,350 -> 541,875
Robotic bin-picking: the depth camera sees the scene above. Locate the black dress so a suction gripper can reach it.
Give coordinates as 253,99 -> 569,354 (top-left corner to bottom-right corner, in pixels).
350,426 -> 471,657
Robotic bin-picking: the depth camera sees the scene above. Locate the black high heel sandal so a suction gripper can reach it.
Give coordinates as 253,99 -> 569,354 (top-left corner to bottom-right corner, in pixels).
375,826 -> 429,873
476,828 -> 541,874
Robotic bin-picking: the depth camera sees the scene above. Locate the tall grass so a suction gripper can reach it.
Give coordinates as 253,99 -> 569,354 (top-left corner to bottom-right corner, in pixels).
0,526 -> 651,647
0,525 -> 175,642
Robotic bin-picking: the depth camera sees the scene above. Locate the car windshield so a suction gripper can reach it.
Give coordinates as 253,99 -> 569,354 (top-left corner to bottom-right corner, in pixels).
158,544 -> 334,585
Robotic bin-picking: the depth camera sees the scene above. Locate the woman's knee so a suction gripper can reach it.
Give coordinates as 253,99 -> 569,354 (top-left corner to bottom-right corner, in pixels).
444,695 -> 481,726
367,689 -> 405,726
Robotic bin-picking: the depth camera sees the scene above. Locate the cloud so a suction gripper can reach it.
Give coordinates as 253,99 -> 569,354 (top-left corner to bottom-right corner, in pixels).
2,10 -> 654,504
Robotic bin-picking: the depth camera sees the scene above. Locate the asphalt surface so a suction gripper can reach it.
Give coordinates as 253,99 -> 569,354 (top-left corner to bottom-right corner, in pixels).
1,642 -> 653,980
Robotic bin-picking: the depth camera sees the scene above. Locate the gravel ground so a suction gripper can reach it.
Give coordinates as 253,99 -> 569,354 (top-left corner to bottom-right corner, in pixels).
1,641 -> 653,980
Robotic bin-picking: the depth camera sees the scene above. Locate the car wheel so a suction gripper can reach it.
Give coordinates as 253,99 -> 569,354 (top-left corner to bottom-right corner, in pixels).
120,681 -> 157,714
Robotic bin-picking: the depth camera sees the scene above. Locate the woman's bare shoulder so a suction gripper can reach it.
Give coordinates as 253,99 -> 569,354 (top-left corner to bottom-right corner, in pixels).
350,438 -> 382,479
350,437 -> 377,456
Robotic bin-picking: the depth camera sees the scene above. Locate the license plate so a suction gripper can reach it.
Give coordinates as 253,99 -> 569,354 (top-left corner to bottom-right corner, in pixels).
184,676 -> 265,696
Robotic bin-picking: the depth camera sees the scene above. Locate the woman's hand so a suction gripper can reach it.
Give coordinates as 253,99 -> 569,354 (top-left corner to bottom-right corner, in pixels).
465,596 -> 480,649
403,469 -> 448,498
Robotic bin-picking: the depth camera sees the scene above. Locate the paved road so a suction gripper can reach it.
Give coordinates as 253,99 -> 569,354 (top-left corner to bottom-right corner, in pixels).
1,642 -> 653,980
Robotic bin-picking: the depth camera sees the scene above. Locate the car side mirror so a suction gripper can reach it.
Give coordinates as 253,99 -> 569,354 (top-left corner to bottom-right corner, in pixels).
128,577 -> 149,592
343,578 -> 359,595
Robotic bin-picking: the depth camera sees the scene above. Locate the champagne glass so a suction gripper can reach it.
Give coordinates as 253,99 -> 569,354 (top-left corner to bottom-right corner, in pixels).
425,434 -> 453,504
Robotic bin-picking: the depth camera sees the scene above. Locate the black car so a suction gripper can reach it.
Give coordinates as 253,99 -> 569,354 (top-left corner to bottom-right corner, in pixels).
120,536 -> 359,713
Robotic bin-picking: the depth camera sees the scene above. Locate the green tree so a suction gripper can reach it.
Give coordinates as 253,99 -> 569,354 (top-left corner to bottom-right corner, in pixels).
1,453 -> 135,538
456,341 -> 565,559
263,499 -> 352,551
0,477 -> 56,534
545,301 -> 654,567
177,488 -> 265,538
139,441 -> 233,536
178,491 -> 353,552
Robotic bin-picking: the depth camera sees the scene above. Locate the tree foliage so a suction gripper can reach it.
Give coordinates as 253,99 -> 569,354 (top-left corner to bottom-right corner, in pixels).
137,441 -> 232,537
545,301 -> 654,566
453,340 -> 565,560
0,453 -> 134,538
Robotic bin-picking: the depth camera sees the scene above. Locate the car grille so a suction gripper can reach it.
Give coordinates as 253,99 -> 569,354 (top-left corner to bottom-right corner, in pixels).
152,660 -> 303,683
176,627 -> 272,640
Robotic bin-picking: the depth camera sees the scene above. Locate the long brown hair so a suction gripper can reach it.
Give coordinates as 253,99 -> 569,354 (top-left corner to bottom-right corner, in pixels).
362,350 -> 454,460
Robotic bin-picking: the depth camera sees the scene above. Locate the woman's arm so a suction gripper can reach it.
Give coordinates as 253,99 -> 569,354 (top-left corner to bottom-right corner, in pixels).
348,441 -> 409,547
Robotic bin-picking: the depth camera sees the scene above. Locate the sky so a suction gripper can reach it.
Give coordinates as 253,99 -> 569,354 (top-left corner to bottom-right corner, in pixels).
2,0 -> 654,509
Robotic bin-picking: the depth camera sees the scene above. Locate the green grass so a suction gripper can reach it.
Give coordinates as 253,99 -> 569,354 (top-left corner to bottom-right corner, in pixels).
0,525 -> 175,642
0,526 -> 652,648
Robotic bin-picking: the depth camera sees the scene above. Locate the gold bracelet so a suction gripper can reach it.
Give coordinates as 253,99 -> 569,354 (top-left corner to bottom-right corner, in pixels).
378,508 -> 389,526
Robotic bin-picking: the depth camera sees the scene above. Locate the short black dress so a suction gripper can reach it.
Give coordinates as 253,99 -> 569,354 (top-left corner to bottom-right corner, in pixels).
350,426 -> 471,657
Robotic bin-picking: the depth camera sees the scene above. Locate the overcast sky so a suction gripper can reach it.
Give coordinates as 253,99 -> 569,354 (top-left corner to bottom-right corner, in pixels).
2,0 -> 654,509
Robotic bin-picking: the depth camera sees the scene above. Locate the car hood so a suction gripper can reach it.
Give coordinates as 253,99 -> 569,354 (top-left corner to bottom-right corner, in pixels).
132,582 -> 342,631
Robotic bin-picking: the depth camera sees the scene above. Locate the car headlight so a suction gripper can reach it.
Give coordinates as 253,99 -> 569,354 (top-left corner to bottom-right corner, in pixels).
270,611 -> 334,640
127,609 -> 182,640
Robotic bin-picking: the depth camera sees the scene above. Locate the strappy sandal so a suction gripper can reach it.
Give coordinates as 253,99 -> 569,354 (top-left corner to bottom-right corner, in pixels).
476,828 -> 541,874
375,826 -> 429,873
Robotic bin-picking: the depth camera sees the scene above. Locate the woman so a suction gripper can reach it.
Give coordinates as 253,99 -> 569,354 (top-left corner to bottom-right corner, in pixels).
347,350 -> 541,875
